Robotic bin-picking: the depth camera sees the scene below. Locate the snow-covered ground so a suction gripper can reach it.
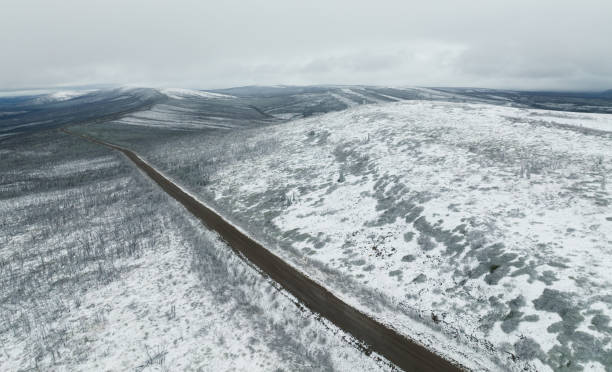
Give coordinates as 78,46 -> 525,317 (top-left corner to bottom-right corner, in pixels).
135,100 -> 612,371
0,132 -> 391,371
160,88 -> 235,100
115,104 -> 243,131
32,90 -> 95,103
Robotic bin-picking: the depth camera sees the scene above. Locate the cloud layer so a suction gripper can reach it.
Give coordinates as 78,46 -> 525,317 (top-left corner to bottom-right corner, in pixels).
2,0 -> 611,91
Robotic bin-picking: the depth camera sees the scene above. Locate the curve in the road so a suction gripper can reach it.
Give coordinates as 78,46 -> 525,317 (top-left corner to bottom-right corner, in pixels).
63,128 -> 465,372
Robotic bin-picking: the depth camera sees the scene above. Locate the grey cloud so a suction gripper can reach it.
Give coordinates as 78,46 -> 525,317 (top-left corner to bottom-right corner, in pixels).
1,0 -> 611,91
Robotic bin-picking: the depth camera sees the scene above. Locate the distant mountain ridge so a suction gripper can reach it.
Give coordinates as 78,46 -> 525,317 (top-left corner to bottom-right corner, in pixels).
0,88 -> 164,139
3,85 -> 612,142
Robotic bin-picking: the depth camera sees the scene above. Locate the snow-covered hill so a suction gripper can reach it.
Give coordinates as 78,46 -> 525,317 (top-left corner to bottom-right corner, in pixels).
0,131 -> 389,371
131,99 -> 612,371
160,88 -> 236,100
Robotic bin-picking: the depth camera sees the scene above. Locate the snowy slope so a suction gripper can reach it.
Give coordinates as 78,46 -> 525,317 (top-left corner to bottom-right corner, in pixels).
140,100 -> 612,371
160,88 -> 236,100
0,132 -> 392,372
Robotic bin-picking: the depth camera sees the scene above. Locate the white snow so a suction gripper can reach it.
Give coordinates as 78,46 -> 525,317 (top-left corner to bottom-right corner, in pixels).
160,88 -> 235,100
0,132 -> 393,372
33,90 -> 94,103
143,99 -> 612,371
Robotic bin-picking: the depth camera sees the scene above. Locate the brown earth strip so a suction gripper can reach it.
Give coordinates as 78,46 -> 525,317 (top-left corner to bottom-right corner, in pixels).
62,128 -> 465,372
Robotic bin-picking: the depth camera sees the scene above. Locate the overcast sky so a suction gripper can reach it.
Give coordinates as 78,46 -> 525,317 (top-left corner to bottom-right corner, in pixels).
2,0 -> 612,91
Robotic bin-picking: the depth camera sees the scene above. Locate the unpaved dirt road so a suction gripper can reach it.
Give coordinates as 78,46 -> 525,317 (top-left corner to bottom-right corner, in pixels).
63,128 -> 464,372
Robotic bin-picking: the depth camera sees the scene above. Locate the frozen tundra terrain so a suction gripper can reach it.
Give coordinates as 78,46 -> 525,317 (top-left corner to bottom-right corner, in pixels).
97,99 -> 612,371
0,131 -> 391,371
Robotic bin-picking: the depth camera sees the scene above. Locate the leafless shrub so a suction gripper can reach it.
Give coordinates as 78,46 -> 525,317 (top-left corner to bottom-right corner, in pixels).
135,344 -> 168,372
0,132 -> 178,369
